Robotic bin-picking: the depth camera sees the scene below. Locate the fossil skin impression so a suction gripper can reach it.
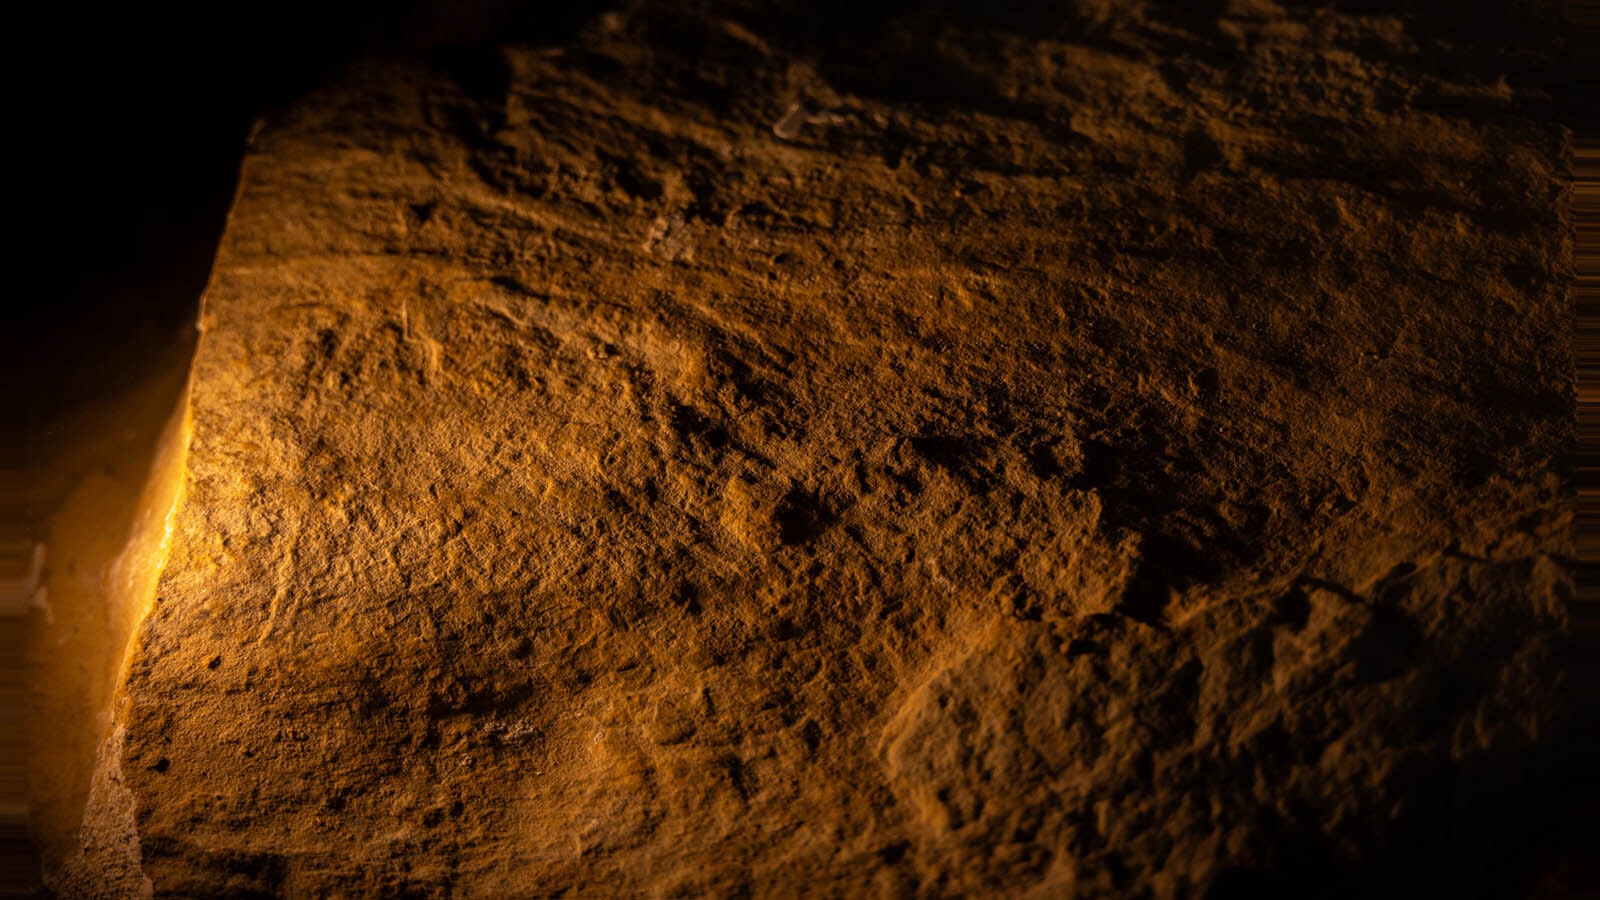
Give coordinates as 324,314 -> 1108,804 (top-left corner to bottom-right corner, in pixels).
76,2 -> 1573,897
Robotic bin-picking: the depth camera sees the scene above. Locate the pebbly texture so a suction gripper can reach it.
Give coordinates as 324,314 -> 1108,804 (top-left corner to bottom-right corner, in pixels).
100,1 -> 1571,897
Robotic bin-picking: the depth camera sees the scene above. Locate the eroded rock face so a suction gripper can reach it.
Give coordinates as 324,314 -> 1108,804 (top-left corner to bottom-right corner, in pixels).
104,2 -> 1568,896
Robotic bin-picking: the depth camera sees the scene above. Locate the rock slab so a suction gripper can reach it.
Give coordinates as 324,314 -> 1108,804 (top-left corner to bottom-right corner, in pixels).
106,3 -> 1571,897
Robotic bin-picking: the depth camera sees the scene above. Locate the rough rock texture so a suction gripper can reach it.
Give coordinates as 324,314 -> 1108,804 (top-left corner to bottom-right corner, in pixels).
104,2 -> 1571,896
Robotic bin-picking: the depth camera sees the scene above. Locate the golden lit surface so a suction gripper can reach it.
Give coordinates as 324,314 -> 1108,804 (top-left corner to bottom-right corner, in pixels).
21,340 -> 191,894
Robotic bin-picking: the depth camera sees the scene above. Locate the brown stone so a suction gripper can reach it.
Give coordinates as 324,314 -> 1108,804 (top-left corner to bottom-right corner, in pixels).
68,2 -> 1572,896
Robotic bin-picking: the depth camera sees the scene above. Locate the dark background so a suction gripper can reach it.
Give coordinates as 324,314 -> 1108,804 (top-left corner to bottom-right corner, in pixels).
3,1 -> 618,447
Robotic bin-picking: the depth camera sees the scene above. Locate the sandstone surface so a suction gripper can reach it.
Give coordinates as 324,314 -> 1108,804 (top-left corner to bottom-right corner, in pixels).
67,2 -> 1573,896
